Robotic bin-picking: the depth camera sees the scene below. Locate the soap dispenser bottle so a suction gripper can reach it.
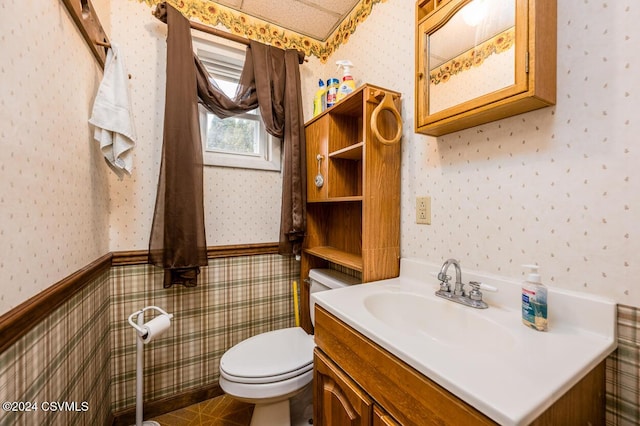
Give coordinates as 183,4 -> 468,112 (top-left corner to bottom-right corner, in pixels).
521,264 -> 548,331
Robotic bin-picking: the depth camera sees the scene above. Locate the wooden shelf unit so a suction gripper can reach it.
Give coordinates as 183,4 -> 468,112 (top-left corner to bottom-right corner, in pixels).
301,84 -> 402,333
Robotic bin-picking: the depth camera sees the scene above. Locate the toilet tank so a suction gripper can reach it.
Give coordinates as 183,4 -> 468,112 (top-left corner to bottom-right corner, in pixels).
309,269 -> 361,325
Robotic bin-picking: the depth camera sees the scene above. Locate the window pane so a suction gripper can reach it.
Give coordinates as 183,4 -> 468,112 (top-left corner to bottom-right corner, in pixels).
212,78 -> 238,98
194,36 -> 281,171
205,113 -> 260,155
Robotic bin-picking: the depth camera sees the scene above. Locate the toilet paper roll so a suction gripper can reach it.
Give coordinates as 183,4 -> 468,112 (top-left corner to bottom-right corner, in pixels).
141,314 -> 171,344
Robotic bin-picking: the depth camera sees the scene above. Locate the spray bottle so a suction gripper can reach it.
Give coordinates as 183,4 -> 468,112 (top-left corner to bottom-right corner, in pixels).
336,60 -> 356,101
326,78 -> 340,108
313,79 -> 327,117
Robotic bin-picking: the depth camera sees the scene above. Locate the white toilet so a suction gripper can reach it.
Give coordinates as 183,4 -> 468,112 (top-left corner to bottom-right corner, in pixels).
219,268 -> 360,426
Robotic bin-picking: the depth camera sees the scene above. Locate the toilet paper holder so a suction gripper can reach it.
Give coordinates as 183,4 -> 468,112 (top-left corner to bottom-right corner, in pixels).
127,306 -> 173,343
127,306 -> 173,426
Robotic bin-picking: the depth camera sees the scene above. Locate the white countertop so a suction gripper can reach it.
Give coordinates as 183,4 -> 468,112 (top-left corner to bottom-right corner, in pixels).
311,258 -> 617,425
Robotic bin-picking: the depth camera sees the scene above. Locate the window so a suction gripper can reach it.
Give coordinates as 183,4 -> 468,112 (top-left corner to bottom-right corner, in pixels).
193,35 -> 281,171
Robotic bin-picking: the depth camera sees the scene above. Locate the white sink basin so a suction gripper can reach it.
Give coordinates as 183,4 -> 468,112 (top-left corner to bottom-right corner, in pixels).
363,291 -> 516,350
311,257 -> 617,426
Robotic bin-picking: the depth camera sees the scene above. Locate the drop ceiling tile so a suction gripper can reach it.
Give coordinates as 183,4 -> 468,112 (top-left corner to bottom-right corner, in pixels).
214,0 -> 243,8
303,0 -> 360,16
184,0 -> 381,54
241,0 -> 342,40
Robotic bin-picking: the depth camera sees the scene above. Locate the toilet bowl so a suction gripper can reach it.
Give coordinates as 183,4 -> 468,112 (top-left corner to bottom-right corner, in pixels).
219,269 -> 360,426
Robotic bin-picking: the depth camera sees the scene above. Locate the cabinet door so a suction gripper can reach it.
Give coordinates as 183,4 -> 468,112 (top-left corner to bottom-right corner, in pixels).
314,349 -> 372,426
415,0 -> 556,136
305,115 -> 329,201
417,0 -> 527,126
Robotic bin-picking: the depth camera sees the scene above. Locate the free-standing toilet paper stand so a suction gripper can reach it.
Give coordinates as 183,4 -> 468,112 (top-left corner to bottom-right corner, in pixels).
127,306 -> 173,426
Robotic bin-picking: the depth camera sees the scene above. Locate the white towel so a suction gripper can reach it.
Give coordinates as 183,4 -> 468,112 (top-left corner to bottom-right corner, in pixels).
89,42 -> 136,175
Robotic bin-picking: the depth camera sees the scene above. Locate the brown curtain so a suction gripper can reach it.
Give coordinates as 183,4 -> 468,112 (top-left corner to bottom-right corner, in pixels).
150,4 -> 306,288
149,4 -> 208,288
195,41 -> 307,257
251,43 -> 307,257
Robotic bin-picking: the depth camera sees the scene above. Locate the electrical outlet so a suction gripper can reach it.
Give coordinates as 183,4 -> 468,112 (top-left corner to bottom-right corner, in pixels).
416,196 -> 431,225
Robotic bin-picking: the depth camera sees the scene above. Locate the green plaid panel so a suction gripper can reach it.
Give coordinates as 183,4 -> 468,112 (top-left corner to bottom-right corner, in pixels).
109,254 -> 299,412
0,270 -> 111,426
606,304 -> 640,426
6,255 -> 640,425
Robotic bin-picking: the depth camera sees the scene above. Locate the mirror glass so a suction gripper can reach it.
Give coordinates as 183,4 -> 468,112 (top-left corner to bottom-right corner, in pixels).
427,0 -> 516,114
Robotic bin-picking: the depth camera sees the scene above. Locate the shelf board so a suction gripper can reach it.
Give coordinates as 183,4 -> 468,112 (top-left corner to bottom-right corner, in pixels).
307,196 -> 363,203
304,246 -> 363,271
330,142 -> 364,160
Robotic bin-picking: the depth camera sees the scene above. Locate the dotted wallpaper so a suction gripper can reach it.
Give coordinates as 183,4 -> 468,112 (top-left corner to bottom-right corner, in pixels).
106,0 -> 282,250
0,0 -> 112,315
3,0 -> 638,314
301,0 -> 640,307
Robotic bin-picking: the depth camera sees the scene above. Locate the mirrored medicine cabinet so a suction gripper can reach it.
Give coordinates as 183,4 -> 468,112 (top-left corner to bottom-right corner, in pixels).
415,0 -> 556,136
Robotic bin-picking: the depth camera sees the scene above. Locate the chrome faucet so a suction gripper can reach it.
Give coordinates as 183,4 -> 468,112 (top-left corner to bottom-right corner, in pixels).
435,259 -> 496,309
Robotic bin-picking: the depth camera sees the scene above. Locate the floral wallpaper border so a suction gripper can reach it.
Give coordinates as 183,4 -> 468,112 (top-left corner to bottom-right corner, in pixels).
137,0 -> 387,62
430,26 -> 515,85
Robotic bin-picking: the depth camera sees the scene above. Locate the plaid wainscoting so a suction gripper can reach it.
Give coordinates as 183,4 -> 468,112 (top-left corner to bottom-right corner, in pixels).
2,252 -> 640,425
607,304 -> 640,426
0,269 -> 111,426
109,254 -> 299,413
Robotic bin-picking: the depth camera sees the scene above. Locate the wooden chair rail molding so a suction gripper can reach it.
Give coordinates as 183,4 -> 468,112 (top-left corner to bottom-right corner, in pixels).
111,242 -> 279,266
0,253 -> 112,354
0,243 -> 280,354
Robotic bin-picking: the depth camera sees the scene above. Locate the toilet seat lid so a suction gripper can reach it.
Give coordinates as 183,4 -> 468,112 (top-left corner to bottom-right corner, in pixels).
219,327 -> 315,383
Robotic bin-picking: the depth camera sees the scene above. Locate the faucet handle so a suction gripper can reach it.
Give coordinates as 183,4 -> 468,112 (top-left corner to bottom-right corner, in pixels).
468,281 -> 497,301
478,282 -> 498,292
437,273 -> 451,292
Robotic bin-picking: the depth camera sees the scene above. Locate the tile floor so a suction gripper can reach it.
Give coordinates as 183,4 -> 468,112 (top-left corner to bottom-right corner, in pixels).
150,385 -> 313,426
150,395 -> 253,426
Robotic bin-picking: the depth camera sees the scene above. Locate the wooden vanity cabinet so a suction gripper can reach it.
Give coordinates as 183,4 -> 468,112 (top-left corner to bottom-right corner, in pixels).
300,85 -> 402,333
314,349 -> 373,426
313,305 -> 606,426
314,306 -> 494,426
415,0 -> 556,136
315,349 -> 400,426
373,406 -> 400,426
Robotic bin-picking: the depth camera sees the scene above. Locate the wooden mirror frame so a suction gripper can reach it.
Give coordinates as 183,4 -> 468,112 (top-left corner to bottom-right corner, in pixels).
415,0 -> 556,136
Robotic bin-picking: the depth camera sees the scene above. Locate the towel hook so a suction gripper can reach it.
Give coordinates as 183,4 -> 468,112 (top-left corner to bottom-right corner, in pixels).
370,91 -> 402,146
93,40 -> 132,79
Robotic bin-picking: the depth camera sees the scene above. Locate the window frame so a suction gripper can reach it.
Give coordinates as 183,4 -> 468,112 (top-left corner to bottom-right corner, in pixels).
192,35 -> 281,172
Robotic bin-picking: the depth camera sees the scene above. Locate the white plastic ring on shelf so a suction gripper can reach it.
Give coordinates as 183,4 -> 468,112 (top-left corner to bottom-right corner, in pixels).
370,92 -> 402,146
